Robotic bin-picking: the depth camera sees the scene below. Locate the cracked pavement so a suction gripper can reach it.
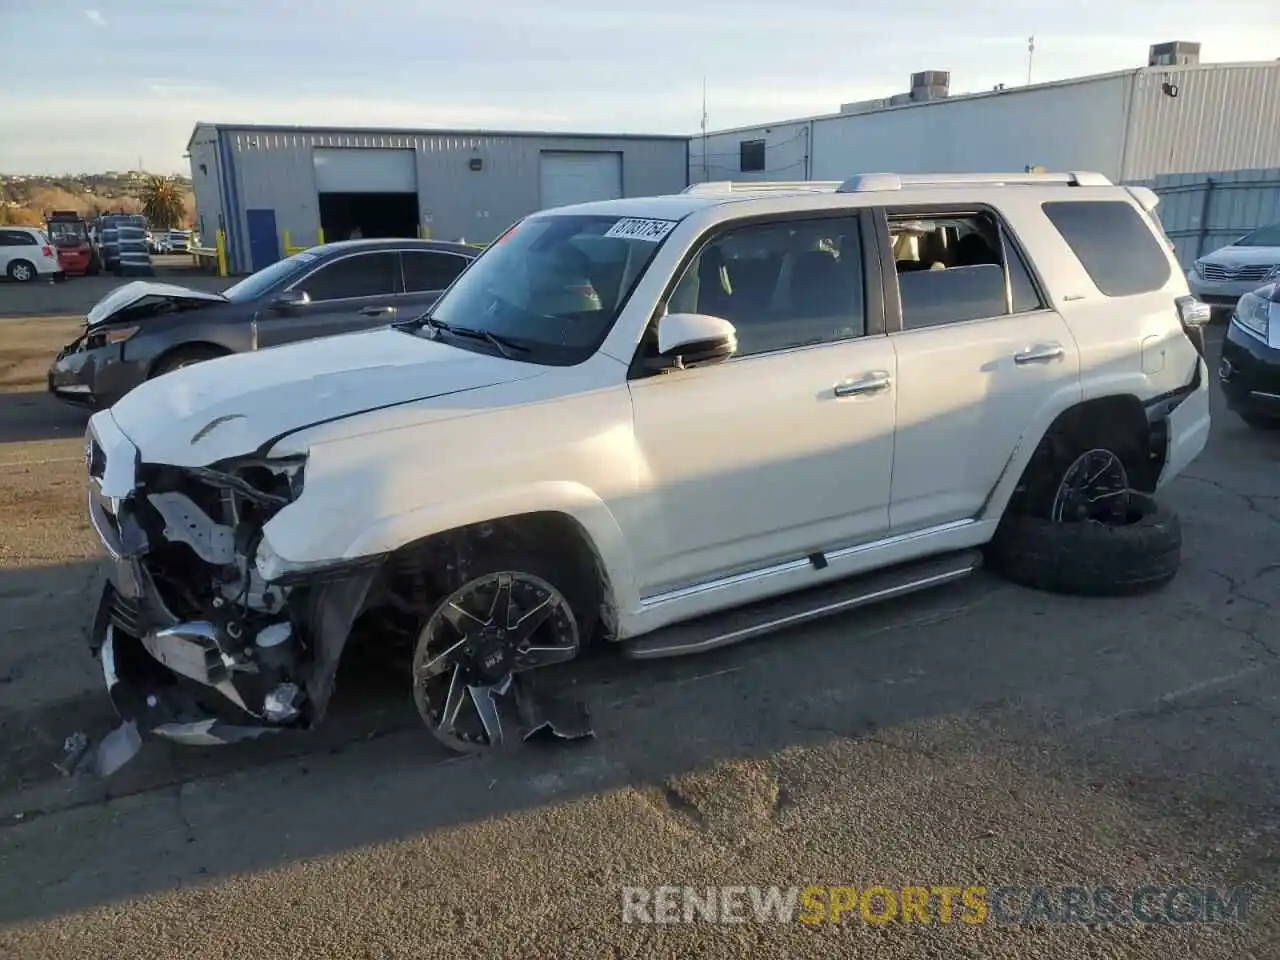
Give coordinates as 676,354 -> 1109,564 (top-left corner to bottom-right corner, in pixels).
2,322 -> 1280,958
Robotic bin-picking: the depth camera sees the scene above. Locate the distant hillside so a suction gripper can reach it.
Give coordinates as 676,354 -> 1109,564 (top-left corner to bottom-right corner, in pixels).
0,172 -> 194,228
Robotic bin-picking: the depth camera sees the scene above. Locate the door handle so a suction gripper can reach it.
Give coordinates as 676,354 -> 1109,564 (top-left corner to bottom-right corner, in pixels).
833,371 -> 892,397
360,304 -> 395,317
1014,344 -> 1065,364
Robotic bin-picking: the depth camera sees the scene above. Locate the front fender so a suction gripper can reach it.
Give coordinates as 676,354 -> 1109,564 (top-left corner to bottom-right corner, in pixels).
262,480 -> 641,616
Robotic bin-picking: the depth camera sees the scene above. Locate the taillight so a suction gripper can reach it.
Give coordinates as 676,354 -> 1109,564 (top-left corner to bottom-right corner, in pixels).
42,245 -> 54,258
1175,295 -> 1211,358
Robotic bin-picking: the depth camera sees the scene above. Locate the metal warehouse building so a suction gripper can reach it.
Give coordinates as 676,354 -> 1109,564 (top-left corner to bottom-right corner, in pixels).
187,123 -> 689,275
689,43 -> 1280,187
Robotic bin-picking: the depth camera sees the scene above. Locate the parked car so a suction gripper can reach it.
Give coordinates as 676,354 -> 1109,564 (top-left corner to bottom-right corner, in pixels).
1217,280 -> 1280,430
166,229 -> 191,252
81,171 -> 1211,752
0,227 -> 63,282
46,211 -> 100,276
49,238 -> 477,408
1186,220 -> 1280,316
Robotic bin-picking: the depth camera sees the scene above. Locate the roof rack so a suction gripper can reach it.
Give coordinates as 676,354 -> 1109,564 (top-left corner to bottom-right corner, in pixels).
836,171 -> 1113,192
682,171 -> 1113,197
682,181 -> 843,196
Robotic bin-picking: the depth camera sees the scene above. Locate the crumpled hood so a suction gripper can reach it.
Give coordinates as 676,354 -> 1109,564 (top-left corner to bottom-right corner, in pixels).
106,327 -> 545,466
1201,245 -> 1280,269
87,281 -> 228,327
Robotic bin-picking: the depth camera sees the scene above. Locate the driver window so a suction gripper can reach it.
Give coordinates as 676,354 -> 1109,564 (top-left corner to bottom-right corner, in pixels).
666,216 -> 866,357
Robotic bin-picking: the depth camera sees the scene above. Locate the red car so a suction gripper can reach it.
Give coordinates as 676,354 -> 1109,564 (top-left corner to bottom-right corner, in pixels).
45,211 -> 99,276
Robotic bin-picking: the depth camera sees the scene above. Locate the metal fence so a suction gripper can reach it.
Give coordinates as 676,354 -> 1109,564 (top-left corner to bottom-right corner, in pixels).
1131,167 -> 1280,271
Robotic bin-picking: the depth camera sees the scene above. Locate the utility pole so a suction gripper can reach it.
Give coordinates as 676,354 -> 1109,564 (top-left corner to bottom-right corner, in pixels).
1026,35 -> 1035,86
700,75 -> 709,182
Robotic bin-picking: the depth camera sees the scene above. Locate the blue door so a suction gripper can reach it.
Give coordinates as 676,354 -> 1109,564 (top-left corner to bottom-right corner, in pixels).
245,208 -> 279,273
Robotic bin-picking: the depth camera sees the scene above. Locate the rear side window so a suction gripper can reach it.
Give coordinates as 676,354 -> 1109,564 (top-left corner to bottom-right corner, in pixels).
402,251 -> 469,292
1041,200 -> 1171,297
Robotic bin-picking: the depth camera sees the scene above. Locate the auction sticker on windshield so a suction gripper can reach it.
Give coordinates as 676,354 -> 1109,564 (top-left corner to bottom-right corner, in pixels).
604,218 -> 678,242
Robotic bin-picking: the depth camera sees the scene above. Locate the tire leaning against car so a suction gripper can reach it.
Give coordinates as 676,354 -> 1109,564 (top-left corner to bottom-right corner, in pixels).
985,492 -> 1181,597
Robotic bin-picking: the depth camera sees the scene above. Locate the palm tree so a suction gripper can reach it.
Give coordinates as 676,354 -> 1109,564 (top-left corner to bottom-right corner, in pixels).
140,175 -> 184,230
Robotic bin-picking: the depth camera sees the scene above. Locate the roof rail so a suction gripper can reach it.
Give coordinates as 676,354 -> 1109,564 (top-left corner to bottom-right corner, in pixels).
682,180 -> 842,196
836,171 -> 1113,193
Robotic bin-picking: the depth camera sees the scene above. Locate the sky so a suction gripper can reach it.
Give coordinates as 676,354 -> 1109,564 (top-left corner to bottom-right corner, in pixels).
1,0 -> 1277,175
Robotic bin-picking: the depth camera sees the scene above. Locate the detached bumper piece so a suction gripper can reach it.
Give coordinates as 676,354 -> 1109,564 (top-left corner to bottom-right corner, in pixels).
93,577 -> 286,746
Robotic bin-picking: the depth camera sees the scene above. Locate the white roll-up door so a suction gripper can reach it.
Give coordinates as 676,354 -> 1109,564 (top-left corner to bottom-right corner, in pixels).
313,148 -> 417,193
539,151 -> 623,210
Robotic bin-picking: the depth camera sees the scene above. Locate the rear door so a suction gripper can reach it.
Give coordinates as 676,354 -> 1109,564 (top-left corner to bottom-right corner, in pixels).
874,204 -> 1082,532
254,250 -> 402,347
398,248 -> 471,315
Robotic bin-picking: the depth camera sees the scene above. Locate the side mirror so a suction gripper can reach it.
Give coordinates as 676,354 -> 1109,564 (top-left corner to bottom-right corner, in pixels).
272,289 -> 310,311
654,312 -> 737,369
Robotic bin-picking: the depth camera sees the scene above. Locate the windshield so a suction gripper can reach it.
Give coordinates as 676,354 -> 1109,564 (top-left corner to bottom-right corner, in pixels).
425,213 -> 676,364
222,250 -> 317,302
1236,223 -> 1280,247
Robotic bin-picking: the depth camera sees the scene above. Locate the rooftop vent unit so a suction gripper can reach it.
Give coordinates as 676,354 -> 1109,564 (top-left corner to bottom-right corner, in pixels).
1148,41 -> 1200,66
910,70 -> 951,101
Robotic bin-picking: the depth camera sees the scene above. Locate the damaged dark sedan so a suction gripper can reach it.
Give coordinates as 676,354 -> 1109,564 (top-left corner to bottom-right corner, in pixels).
48,238 -> 478,409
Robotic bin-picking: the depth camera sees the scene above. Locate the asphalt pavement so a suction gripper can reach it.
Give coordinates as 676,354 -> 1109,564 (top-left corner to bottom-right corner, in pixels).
0,323 -> 1278,958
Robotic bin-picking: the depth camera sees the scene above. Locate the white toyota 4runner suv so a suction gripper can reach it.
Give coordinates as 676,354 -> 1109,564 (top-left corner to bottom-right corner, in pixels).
85,171 -> 1211,751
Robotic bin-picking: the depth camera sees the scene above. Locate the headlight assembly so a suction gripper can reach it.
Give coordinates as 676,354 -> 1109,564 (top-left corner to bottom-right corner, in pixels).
1234,291 -> 1272,343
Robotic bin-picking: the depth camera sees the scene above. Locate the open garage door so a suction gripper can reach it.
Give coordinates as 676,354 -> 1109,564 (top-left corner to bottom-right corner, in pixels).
539,151 -> 623,211
313,148 -> 419,240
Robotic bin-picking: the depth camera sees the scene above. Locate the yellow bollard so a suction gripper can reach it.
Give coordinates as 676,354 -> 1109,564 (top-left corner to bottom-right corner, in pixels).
215,230 -> 227,277
317,226 -> 325,245
283,229 -> 293,254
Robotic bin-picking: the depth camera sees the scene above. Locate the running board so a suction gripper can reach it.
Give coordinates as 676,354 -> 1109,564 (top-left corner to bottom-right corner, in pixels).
620,550 -> 982,660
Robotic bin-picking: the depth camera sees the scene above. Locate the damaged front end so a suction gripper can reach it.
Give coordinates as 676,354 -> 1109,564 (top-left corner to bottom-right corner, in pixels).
87,419 -> 381,745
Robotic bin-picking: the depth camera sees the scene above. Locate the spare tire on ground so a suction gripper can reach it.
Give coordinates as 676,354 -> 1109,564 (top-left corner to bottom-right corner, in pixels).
985,492 -> 1181,597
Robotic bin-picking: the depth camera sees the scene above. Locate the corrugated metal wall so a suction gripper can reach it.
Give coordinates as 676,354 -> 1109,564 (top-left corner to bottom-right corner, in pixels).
186,124 -> 223,247
1134,167 -> 1280,270
1120,65 -> 1280,181
214,127 -> 689,274
688,61 -> 1280,190
688,120 -> 812,183
811,74 -> 1131,181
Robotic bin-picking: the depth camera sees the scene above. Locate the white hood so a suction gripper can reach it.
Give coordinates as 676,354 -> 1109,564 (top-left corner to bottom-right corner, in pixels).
106,327 -> 545,466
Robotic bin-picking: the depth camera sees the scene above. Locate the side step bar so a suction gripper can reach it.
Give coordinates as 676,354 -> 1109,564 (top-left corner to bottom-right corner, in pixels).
621,550 -> 982,660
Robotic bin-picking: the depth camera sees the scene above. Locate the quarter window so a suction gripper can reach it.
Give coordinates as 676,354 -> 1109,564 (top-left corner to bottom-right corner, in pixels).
402,251 -> 469,292
665,216 -> 867,357
296,252 -> 399,301
1041,200 -> 1172,297
887,210 -> 1047,331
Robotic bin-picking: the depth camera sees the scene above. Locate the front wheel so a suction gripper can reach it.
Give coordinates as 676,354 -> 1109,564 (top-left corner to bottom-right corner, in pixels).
411,553 -> 582,753
150,345 -> 228,378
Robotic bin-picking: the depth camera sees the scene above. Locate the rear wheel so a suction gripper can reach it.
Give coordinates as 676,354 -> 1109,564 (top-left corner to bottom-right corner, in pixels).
7,260 -> 36,282
987,419 -> 1181,595
150,344 -> 229,378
